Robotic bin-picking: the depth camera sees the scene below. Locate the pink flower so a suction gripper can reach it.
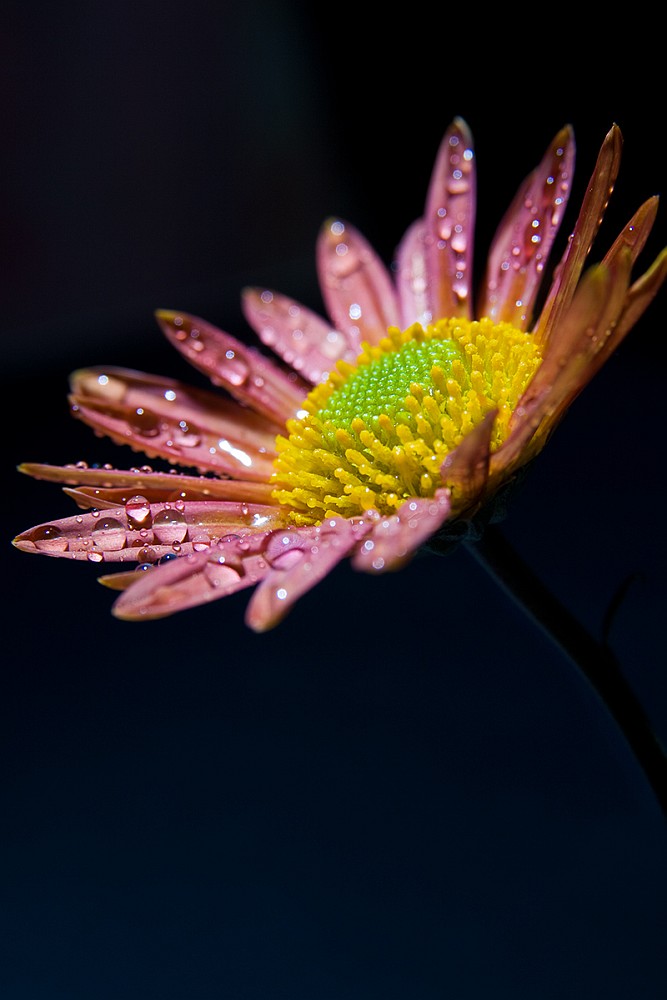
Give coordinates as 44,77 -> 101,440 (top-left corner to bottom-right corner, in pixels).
14,119 -> 666,631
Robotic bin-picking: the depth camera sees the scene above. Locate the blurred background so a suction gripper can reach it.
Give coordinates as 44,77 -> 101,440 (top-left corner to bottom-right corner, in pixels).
2,3 -> 666,997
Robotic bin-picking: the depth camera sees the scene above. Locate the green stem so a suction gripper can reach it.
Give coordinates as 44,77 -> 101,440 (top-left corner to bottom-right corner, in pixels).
466,526 -> 667,818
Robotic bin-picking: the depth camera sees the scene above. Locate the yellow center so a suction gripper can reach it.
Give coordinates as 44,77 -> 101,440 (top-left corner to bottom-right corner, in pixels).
272,318 -> 541,525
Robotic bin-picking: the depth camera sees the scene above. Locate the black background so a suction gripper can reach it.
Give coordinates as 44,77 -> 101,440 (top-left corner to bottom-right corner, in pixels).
3,3 -> 666,998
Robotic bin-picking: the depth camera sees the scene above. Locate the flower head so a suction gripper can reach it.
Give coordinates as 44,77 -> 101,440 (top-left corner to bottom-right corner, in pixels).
14,119 -> 666,630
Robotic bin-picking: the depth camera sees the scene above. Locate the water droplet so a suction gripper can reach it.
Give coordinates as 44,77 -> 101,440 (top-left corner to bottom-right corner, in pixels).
321,329 -> 346,359
152,508 -> 188,544
33,525 -> 68,552
265,531 -> 307,569
172,421 -> 202,448
125,495 -> 153,530
92,516 -> 126,551
203,563 -> 241,589
87,551 -> 104,563
192,533 -> 211,552
129,407 -> 161,437
136,545 -> 157,563
218,352 -> 249,386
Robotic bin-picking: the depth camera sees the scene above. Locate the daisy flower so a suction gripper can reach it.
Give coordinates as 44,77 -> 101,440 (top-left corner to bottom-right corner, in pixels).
13,119 -> 666,631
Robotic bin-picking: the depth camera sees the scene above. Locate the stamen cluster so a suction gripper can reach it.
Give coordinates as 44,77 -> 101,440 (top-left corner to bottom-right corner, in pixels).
272,318 -> 542,524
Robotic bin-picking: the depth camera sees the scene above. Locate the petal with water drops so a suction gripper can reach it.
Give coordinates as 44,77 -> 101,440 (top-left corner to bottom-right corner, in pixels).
352,490 -> 452,574
245,517 -> 371,632
316,219 -> 400,346
242,287 -> 360,384
156,310 -> 308,424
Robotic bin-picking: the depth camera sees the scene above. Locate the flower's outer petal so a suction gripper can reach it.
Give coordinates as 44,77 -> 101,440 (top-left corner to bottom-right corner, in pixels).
394,219 -> 432,327
594,200 -> 666,366
609,245 -> 667,357
423,117 -> 476,320
480,125 -> 575,329
241,287 -> 360,384
111,530 -> 276,620
535,123 -> 623,346
316,219 -> 401,346
352,489 -> 452,574
13,500 -> 289,564
245,517 -> 371,632
18,463 -> 275,505
441,409 -> 496,508
69,367 -> 278,481
604,196 -> 659,268
156,310 -> 308,423
498,253 -> 632,471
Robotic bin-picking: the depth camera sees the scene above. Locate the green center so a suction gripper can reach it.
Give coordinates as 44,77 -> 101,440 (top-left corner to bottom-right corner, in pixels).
317,338 -> 465,430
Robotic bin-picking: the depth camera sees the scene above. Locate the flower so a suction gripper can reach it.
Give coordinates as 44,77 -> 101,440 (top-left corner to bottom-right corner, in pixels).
13,119 -> 666,631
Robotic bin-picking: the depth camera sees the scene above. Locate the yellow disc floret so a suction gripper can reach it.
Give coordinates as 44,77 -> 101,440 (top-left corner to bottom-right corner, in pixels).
272,317 -> 542,525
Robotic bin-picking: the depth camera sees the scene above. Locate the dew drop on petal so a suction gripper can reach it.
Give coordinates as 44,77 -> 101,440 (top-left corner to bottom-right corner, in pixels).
33,525 -> 69,552
192,532 -> 211,552
152,508 -> 188,544
136,545 -> 157,563
91,517 -> 127,551
265,531 -> 307,569
218,351 -> 249,386
125,495 -> 153,530
129,408 -> 161,437
203,562 -> 242,589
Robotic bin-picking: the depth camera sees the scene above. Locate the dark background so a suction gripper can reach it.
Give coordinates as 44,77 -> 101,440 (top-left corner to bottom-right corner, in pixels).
3,3 -> 666,997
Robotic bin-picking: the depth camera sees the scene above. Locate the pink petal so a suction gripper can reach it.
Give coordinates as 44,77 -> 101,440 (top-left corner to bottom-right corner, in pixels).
69,367 -> 278,481
479,125 -> 575,329
316,219 -> 401,345
245,517 -> 371,632
241,286 -> 360,384
156,310 -> 309,423
352,490 -> 452,574
13,500 -> 289,565
18,463 -> 275,505
422,117 -> 476,320
535,123 -> 623,346
393,219 -> 433,327
111,536 -> 272,620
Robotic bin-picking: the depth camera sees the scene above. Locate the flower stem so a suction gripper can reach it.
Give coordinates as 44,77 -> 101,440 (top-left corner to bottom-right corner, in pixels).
466,526 -> 667,818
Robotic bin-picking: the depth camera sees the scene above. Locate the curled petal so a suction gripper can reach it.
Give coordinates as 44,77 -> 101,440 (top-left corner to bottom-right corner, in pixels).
500,252 -> 632,470
18,463 -> 275,506
536,123 -> 623,346
316,219 -> 401,345
156,310 -> 308,423
394,219 -> 433,327
352,490 -> 452,574
245,517 -> 371,632
69,367 -> 277,481
480,125 -> 575,329
13,500 -> 289,564
111,536 -> 272,620
603,196 -> 659,268
242,287 -> 360,384
608,246 -> 667,360
423,117 -> 476,320
441,410 -> 495,508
